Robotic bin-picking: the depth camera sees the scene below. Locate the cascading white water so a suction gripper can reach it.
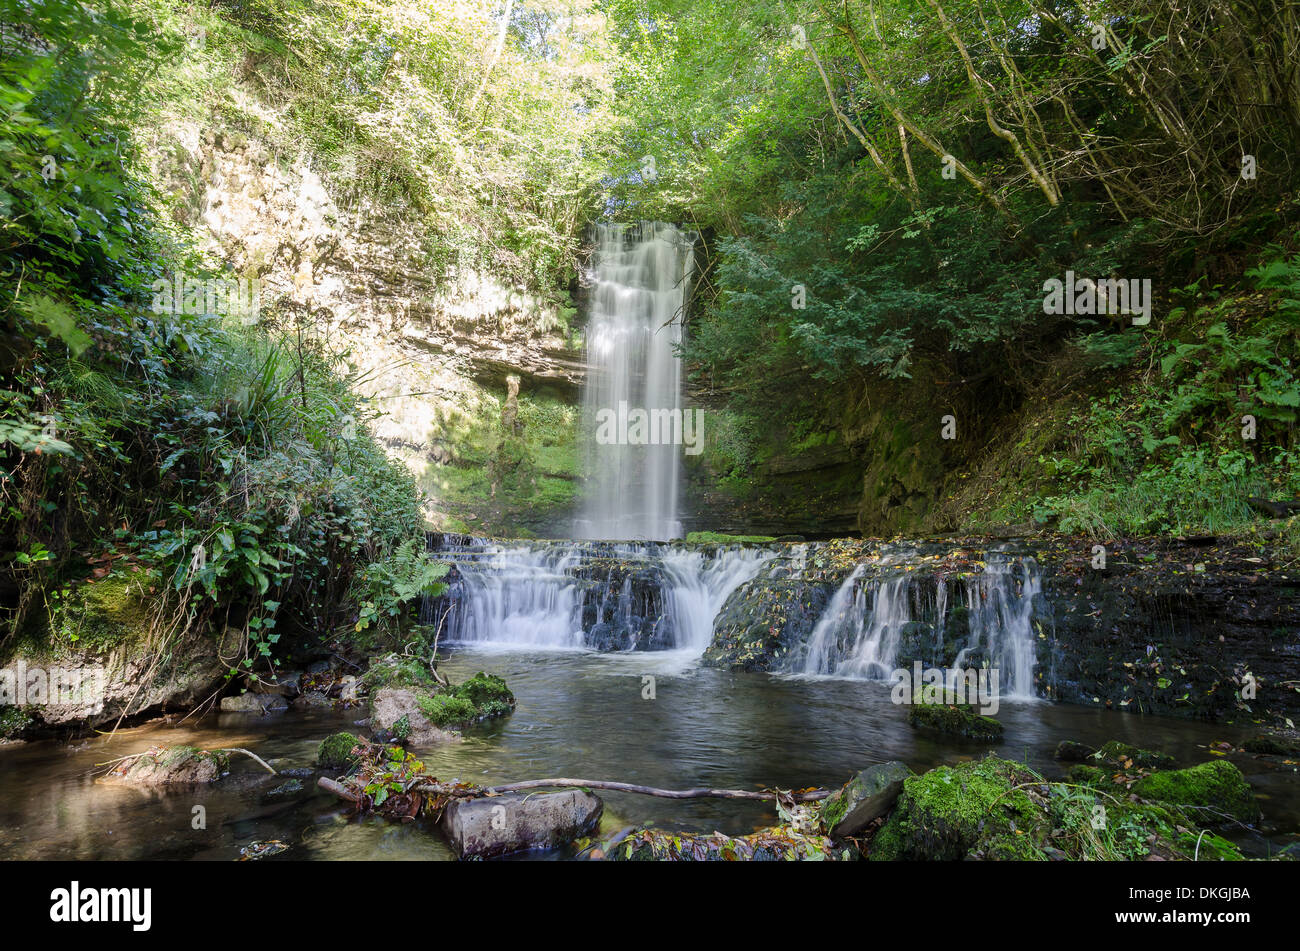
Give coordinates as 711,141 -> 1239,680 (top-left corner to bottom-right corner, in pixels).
443,545 -> 585,648
955,557 -> 1041,700
658,547 -> 775,650
439,539 -> 769,653
576,221 -> 695,542
793,555 -> 1041,699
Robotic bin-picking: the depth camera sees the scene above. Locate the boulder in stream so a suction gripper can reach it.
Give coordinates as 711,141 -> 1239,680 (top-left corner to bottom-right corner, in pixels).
819,761 -> 912,838
370,688 -> 461,746
1092,740 -> 1177,770
1243,733 -> 1300,756
316,732 -> 370,769
439,789 -> 604,858
220,692 -> 288,714
907,702 -> 1003,742
102,746 -> 229,785
1054,740 -> 1098,762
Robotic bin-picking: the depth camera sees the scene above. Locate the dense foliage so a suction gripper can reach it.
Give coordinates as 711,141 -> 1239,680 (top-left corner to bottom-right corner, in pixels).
603,0 -> 1300,536
0,0 -> 443,672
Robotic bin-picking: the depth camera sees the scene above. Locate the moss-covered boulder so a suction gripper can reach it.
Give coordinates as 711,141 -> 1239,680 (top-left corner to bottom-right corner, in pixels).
366,663 -> 515,742
1243,733 -> 1300,756
102,746 -> 229,785
316,732 -> 367,769
4,573 -> 232,730
1130,760 -> 1261,826
1054,740 -> 1098,762
360,654 -> 439,692
370,688 -> 462,746
452,672 -> 515,713
907,703 -> 1004,742
417,692 -> 478,725
870,756 -> 1048,860
1092,740 -> 1176,770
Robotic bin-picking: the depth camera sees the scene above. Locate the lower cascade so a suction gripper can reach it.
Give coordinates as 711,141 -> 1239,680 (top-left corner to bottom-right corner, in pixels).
790,553 -> 1041,699
431,536 -> 772,653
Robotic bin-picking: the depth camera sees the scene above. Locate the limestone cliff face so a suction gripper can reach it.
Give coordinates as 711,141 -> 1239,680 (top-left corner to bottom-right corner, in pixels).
148,120 -> 584,537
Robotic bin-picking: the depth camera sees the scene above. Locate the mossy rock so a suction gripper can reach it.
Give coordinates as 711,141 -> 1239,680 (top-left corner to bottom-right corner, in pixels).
1054,740 -> 1098,762
1131,760 -> 1261,826
453,671 -> 515,709
316,732 -> 366,769
1093,740 -> 1176,770
684,531 -> 777,545
1243,733 -> 1300,756
360,655 -> 437,692
871,756 -> 1049,861
46,573 -> 155,658
1065,764 -> 1110,787
417,692 -> 478,726
106,745 -> 229,785
907,703 -> 1003,742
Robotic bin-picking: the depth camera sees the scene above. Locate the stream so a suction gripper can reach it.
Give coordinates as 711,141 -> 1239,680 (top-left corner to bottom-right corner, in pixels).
1,645 -> 1296,860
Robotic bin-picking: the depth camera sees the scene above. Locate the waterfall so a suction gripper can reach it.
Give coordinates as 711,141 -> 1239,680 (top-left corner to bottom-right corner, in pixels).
792,554 -> 1041,700
576,221 -> 695,542
433,538 -> 770,653
658,546 -> 774,651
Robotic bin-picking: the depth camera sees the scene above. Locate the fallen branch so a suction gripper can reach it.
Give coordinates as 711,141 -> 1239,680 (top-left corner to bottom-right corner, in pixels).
217,748 -> 278,776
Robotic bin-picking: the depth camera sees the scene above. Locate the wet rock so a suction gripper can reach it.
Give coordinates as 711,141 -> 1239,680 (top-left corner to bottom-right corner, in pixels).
1131,760 -> 1261,826
819,761 -> 912,838
291,691 -> 334,710
907,703 -> 1003,742
263,779 -> 304,799
370,688 -> 460,746
1243,733 -> 1300,756
103,746 -> 228,785
316,732 -> 369,769
220,692 -> 289,714
1054,740 -> 1098,762
704,574 -> 834,671
1034,538 -> 1300,723
249,670 -> 301,697
439,790 -> 603,858
870,756 -> 1050,861
238,840 -> 290,861
1093,740 -> 1176,770
12,574 -> 235,730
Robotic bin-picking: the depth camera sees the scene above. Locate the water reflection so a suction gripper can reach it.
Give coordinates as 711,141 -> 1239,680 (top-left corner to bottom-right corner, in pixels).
0,647 -> 1295,859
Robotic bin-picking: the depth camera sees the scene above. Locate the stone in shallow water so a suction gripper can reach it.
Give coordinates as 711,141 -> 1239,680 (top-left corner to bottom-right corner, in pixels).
907,702 -> 1003,742
1243,733 -> 1300,756
1054,740 -> 1097,762
819,761 -> 912,838
439,790 -> 603,858
1092,740 -> 1175,770
103,746 -> 228,785
220,692 -> 288,714
370,688 -> 460,746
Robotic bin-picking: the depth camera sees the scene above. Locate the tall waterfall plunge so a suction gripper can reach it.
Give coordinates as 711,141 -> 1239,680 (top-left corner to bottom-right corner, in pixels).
576,222 -> 696,542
